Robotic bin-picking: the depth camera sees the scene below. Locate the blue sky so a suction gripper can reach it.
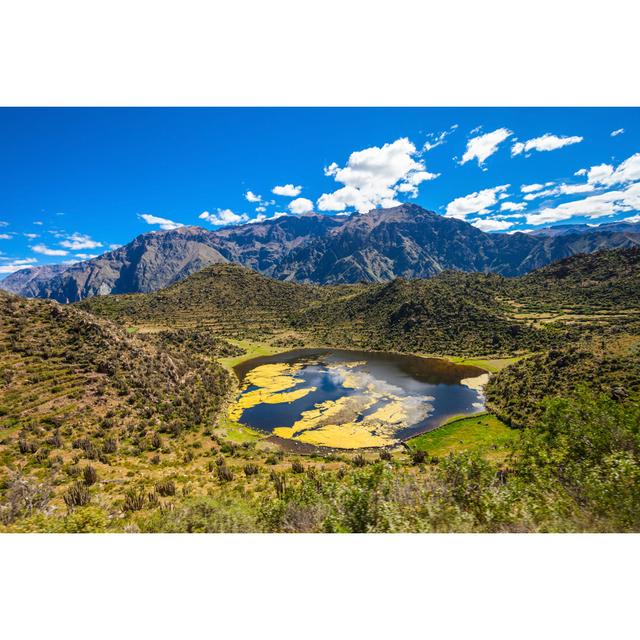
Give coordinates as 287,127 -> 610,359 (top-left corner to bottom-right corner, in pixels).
1,107 -> 638,276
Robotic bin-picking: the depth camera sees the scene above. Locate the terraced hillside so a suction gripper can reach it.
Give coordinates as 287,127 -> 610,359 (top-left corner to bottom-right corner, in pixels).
78,263 -> 357,338
486,333 -> 640,428
80,250 -> 640,357
0,290 -> 236,527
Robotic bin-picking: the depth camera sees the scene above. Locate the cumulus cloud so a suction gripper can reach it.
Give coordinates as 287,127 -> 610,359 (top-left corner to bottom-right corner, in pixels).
500,201 -> 526,212
138,213 -> 184,231
470,218 -> 514,232
199,209 -> 248,226
32,243 -> 68,256
512,133 -> 583,156
317,137 -> 438,213
0,234 -> 11,240
109,244 -> 122,250
74,253 -> 98,260
445,185 -> 510,219
460,128 -> 512,168
0,258 -> 38,274
611,128 -> 625,137
581,152 -> 640,188
526,182 -> 640,225
623,214 -> 640,223
272,184 -> 302,197
288,198 -> 314,214
59,232 -> 103,250
245,190 -> 262,203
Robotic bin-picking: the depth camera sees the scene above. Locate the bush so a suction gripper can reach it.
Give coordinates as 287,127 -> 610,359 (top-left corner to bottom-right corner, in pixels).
291,460 -> 305,474
270,471 -> 287,498
217,465 -> 234,482
155,479 -> 176,497
379,450 -> 392,461
244,464 -> 259,477
83,465 -> 98,486
102,438 -> 118,454
64,482 -> 91,510
123,488 -> 146,512
352,454 -> 366,467
411,450 -> 427,465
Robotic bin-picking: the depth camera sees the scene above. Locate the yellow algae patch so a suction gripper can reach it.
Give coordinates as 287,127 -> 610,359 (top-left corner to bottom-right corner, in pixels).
228,362 -> 312,421
273,395 -> 373,439
295,422 -> 396,448
244,362 -> 303,392
272,394 -> 400,448
228,386 -> 316,421
366,399 -> 409,425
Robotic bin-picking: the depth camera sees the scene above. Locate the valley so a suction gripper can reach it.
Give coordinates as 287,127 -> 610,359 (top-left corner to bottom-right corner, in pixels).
1,247 -> 639,532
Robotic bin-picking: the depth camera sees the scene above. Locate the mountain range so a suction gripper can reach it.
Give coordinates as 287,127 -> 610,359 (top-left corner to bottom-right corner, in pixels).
3,204 -> 640,302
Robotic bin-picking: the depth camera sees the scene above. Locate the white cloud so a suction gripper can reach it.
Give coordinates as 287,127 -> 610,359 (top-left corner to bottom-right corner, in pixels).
59,232 -> 103,250
526,182 -> 640,225
623,214 -> 640,223
511,133 -> 583,156
0,220 -> 8,227
109,244 -> 122,250
288,198 -> 314,214
445,185 -> 510,219
32,243 -> 68,256
23,233 -> 39,239
199,209 -> 249,226
611,128 -> 625,137
0,233 -> 10,240
74,253 -> 98,260
470,218 -> 514,232
423,124 -> 458,152
245,190 -> 262,203
272,184 -> 302,197
249,212 -> 289,224
0,258 -> 38,274
500,201 -> 526,212
460,128 -> 512,168
317,137 -> 438,213
558,183 -> 595,195
582,152 -> 640,188
139,213 -> 184,231
396,170 -> 439,196
520,183 -> 552,193
523,188 -> 557,201
574,168 -> 587,176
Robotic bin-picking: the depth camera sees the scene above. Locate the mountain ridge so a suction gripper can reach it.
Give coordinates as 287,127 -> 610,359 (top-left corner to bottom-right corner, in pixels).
4,205 -> 640,302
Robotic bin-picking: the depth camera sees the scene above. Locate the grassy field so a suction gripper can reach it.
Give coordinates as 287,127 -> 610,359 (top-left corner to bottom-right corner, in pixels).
406,413 -> 518,459
445,355 -> 525,372
218,339 -> 284,370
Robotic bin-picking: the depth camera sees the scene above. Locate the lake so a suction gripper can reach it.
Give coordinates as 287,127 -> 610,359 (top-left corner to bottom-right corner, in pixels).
230,348 -> 488,449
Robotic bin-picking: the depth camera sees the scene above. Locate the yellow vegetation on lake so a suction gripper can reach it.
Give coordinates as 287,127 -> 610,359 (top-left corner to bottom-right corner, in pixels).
228,362 -> 315,421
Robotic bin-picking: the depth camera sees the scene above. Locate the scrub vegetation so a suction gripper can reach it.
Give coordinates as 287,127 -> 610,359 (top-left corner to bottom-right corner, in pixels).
1,248 -> 639,532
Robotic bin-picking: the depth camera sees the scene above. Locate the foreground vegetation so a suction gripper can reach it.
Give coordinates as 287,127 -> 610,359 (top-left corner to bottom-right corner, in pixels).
1,248 -> 639,532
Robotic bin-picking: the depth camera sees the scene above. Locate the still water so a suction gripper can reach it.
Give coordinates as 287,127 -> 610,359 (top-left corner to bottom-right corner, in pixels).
231,349 -> 488,449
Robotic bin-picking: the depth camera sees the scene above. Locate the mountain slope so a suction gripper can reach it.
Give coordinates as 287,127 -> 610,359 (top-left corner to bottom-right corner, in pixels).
0,290 -> 231,435
4,205 -> 640,301
77,263 -> 353,337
